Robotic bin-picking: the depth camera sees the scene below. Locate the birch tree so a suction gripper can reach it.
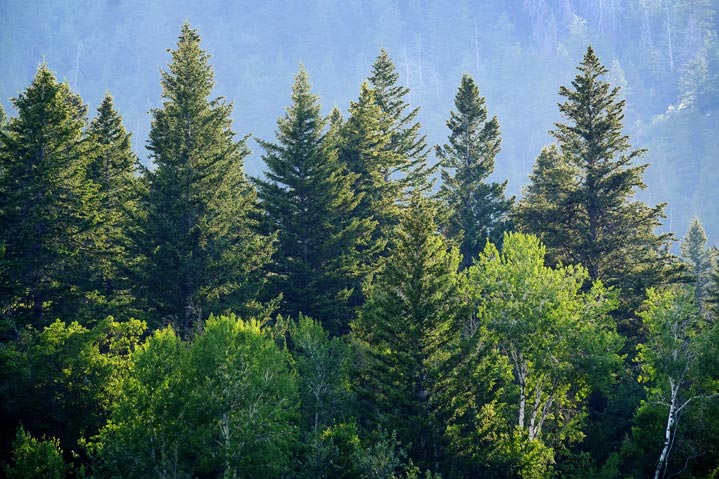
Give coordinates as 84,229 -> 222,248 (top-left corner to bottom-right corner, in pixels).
467,233 -> 622,447
636,286 -> 719,479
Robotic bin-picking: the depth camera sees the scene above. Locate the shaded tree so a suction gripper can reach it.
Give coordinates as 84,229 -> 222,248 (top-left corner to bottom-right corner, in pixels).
255,67 -> 372,334
85,93 -> 143,320
353,193 -> 465,468
141,24 -> 272,331
0,65 -> 98,332
680,216 -> 715,313
437,73 -> 512,268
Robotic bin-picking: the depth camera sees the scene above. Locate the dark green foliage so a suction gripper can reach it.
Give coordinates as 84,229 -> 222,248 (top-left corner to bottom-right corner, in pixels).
255,67 -> 372,334
368,49 -> 434,195
437,74 -> 512,268
340,83 -> 401,250
3,426 -> 68,479
85,93 -> 143,320
0,66 -> 99,332
515,46 -> 676,328
141,24 -> 272,331
353,193 -> 464,468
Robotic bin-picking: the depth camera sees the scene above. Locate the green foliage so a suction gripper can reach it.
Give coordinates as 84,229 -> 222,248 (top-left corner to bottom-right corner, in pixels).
0,317 -> 145,467
465,233 -> 622,474
289,314 -> 353,432
255,67 -> 372,334
437,73 -> 512,268
680,217 -> 716,313
353,193 -> 465,467
367,49 -> 434,195
3,426 -> 68,479
141,23 -> 273,331
340,83 -> 401,251
85,93 -> 143,321
514,46 -> 676,330
627,285 -> 719,478
0,65 -> 99,332
92,314 -> 299,479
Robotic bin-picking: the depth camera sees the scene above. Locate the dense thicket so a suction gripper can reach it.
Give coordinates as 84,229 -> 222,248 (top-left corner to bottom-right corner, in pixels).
1,24 -> 718,479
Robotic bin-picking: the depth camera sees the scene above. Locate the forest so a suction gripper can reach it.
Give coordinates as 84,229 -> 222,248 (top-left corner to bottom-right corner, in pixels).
1,12 -> 719,479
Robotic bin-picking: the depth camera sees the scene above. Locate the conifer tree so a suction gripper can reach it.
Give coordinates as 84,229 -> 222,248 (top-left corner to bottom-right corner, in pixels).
85,93 -> 142,320
339,83 -> 400,256
141,24 -> 272,331
353,193 -> 465,468
368,49 -> 434,194
515,46 -> 675,324
437,74 -> 513,268
680,217 -> 715,313
0,66 -> 98,332
255,67 -> 372,335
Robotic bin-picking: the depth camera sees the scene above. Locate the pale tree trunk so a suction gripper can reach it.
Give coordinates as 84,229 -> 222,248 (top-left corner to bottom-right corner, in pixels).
654,377 -> 679,479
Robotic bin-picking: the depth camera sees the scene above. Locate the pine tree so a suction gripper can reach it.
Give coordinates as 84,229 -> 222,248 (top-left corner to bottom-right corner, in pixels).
515,46 -> 676,325
339,83 -> 399,256
0,66 -> 98,333
437,74 -> 513,269
85,93 -> 142,320
368,48 -> 434,195
680,217 -> 716,313
141,24 -> 272,332
254,66 -> 372,335
352,193 -> 465,468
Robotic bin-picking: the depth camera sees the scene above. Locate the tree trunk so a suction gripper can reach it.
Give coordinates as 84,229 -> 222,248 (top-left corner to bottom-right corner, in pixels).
654,378 -> 679,479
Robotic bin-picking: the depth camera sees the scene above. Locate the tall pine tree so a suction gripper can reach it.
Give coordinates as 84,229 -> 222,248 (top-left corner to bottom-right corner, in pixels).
515,46 -> 675,327
0,66 -> 98,333
141,24 -> 272,332
352,193 -> 465,468
85,93 -> 143,320
437,74 -> 512,269
368,48 -> 434,195
254,66 -> 372,335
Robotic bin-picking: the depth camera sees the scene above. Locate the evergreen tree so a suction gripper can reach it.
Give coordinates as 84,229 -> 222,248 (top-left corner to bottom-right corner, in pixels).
515,46 -> 675,325
352,193 -> 465,468
680,217 -> 716,313
368,48 -> 434,195
141,24 -> 272,331
339,83 -> 399,259
85,93 -> 143,320
0,66 -> 98,333
437,74 -> 513,268
255,66 -> 372,335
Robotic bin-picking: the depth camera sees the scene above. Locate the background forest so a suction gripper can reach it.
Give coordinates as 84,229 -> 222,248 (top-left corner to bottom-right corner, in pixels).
2,0 -> 719,241
1,2 -> 719,479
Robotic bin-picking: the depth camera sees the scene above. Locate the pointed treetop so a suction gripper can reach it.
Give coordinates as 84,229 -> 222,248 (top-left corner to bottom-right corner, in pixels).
161,23 -> 214,102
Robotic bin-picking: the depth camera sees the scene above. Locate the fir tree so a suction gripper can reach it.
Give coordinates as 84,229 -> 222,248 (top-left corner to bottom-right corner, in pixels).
437,74 -> 513,269
85,93 -> 143,320
141,24 -> 272,332
515,46 -> 676,326
353,193 -> 464,468
339,83 -> 399,257
0,66 -> 98,332
368,48 -> 434,195
680,217 -> 716,313
254,66 -> 372,335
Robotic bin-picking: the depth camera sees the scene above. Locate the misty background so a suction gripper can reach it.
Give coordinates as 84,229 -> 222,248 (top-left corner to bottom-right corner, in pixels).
2,0 -> 718,244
